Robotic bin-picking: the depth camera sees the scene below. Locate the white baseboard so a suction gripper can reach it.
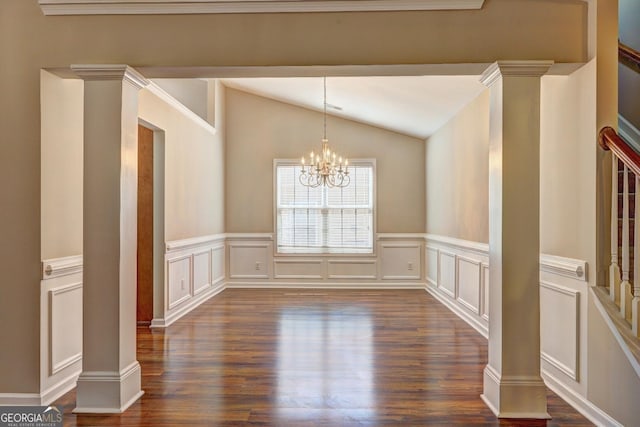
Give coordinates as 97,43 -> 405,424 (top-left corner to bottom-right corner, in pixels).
74,361 -> 143,414
425,284 -> 488,338
225,281 -> 425,289
542,372 -> 621,427
41,370 -> 81,405
151,282 -> 225,328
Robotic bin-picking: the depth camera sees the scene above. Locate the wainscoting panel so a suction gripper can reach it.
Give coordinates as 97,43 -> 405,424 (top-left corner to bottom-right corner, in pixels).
228,242 -> 271,279
39,256 -> 83,405
327,259 -> 377,279
212,245 -> 225,284
167,254 -> 192,310
379,243 -> 422,280
438,251 -> 457,298
193,249 -> 212,295
154,234 -> 227,328
457,257 -> 481,315
49,282 -> 83,375
274,259 -> 323,279
540,280 -> 580,381
426,247 -> 438,286
481,264 -> 489,321
425,235 -> 489,337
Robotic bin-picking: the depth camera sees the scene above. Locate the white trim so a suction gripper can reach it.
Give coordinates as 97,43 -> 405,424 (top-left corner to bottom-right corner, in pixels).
42,255 -> 82,280
426,284 -> 488,338
539,281 -> 580,381
226,281 -> 424,289
456,255 -> 482,315
542,372 -> 622,427
151,282 -> 224,328
540,254 -> 587,282
273,259 -> 323,279
146,82 -> 216,135
49,282 -> 83,375
74,362 -> 143,414
425,234 -> 489,256
41,370 -> 81,405
590,287 -> 640,378
71,64 -> 149,89
481,60 -> 554,87
327,259 -> 377,280
40,0 -> 485,15
619,114 -> 640,153
166,233 -> 226,252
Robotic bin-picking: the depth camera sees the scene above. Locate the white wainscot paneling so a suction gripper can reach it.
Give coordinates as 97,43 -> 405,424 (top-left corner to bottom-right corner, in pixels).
438,251 -> 457,298
540,281 -> 579,381
49,282 -> 82,375
229,243 -> 270,279
167,254 -> 192,310
380,244 -> 421,280
481,263 -> 489,321
457,257 -> 481,314
192,249 -> 211,295
426,246 -> 438,286
212,245 -> 225,283
274,259 -> 323,279
327,259 -> 377,280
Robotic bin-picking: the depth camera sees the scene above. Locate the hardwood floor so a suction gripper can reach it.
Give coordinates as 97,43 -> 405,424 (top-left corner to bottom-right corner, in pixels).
55,289 -> 592,426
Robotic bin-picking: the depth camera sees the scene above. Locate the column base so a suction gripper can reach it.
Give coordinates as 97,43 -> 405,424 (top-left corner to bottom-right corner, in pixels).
74,361 -> 143,413
481,365 -> 550,419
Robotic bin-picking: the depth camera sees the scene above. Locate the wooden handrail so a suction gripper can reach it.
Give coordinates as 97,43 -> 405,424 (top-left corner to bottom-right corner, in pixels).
599,126 -> 640,177
620,41 -> 640,74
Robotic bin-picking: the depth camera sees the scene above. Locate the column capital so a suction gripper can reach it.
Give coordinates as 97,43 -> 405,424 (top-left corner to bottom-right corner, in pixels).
480,60 -> 554,87
71,64 -> 149,89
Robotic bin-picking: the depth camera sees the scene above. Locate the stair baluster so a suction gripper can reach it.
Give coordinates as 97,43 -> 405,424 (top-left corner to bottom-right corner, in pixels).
634,175 -> 640,336
611,155 -> 622,303
621,165 -> 633,321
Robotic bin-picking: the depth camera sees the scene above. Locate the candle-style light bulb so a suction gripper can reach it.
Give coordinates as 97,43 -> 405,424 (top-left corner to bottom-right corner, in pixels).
301,156 -> 305,165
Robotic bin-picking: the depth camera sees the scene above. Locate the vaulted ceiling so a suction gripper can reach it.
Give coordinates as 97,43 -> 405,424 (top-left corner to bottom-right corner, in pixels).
221,76 -> 487,140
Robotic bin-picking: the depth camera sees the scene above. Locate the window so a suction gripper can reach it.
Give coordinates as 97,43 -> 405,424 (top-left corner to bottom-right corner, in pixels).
275,160 -> 375,254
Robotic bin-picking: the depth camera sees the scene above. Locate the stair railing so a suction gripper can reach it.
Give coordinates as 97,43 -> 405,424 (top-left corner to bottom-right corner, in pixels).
600,126 -> 640,336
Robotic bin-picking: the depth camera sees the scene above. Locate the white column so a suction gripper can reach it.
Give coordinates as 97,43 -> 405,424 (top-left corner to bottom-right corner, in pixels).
72,65 -> 148,413
480,60 -> 553,419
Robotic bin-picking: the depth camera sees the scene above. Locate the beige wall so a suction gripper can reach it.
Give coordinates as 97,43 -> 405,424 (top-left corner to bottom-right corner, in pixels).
425,90 -> 490,243
540,61 -> 597,265
139,88 -> 224,241
225,87 -> 425,233
41,71 -> 84,260
0,0 -> 594,395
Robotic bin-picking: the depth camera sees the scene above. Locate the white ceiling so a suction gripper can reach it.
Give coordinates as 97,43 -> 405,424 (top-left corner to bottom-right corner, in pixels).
221,76 -> 487,140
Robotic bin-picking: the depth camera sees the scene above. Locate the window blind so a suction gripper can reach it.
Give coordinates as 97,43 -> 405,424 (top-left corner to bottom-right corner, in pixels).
276,162 -> 374,254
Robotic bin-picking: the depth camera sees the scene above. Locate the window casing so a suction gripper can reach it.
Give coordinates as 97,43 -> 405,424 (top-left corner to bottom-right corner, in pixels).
275,160 -> 375,254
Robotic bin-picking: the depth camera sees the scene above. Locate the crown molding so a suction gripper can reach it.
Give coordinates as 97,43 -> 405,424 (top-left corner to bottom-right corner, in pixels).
480,60 -> 554,87
146,82 -> 216,135
71,64 -> 149,89
39,0 -> 485,15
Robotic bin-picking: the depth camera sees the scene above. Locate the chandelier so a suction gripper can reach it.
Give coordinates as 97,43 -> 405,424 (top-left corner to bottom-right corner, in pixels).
299,77 -> 350,188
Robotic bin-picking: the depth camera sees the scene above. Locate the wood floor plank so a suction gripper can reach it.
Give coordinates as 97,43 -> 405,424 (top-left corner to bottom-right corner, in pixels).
54,289 -> 592,426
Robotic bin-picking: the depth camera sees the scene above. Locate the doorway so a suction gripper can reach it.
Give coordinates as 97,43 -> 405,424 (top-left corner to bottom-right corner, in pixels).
137,124 -> 155,325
